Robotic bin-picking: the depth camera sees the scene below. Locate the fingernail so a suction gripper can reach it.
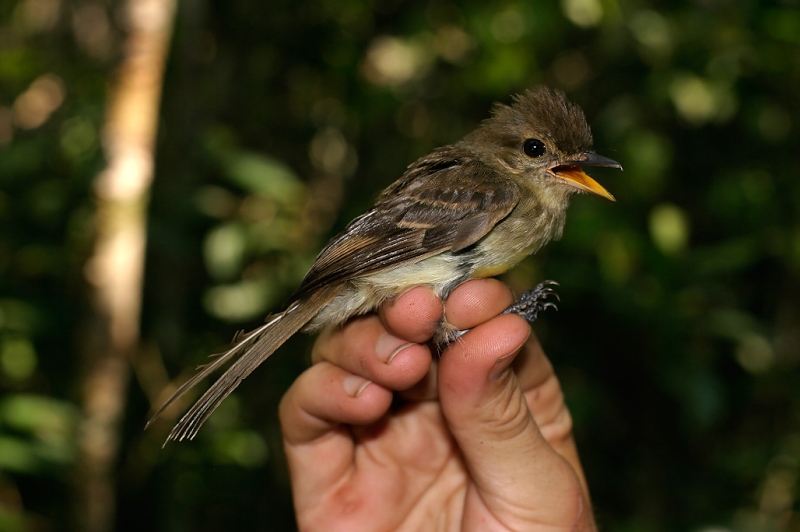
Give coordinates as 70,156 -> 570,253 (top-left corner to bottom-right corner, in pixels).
343,374 -> 371,397
375,333 -> 414,364
489,353 -> 515,381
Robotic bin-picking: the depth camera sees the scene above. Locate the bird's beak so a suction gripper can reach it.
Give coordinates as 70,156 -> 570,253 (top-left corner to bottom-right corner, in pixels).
549,152 -> 621,202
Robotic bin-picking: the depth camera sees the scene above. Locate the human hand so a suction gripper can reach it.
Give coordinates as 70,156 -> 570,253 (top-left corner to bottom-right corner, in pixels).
279,278 -> 595,531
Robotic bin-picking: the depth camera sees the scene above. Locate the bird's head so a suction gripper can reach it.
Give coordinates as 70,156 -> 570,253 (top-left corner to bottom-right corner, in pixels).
463,87 -> 621,207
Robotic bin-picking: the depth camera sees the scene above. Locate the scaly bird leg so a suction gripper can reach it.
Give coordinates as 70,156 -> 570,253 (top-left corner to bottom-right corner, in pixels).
502,280 -> 560,324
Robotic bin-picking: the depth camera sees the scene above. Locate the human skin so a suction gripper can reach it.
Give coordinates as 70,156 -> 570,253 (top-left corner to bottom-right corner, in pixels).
279,278 -> 596,531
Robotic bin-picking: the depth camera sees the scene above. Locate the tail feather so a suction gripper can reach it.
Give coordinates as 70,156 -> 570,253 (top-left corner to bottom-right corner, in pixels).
148,285 -> 342,444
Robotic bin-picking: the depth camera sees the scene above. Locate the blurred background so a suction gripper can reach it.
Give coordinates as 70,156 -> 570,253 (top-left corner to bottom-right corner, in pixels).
1,0 -> 799,530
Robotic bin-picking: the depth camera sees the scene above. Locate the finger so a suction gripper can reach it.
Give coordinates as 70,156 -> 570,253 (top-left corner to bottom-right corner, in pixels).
393,357 -> 439,403
444,278 -> 515,330
279,362 -> 393,500
311,313 -> 433,392
448,280 -> 581,464
391,279 -> 521,403
378,285 -> 443,342
447,279 -> 542,391
516,333 -> 591,499
438,314 -> 592,528
377,285 -> 444,401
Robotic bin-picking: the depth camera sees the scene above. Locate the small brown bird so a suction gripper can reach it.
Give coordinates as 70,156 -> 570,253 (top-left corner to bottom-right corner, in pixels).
150,87 -> 621,443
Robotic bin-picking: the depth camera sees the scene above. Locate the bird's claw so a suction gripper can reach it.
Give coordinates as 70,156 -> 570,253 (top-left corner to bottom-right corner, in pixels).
503,280 -> 560,324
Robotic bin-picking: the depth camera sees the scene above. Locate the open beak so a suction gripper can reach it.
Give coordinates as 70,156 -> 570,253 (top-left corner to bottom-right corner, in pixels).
549,152 -> 621,202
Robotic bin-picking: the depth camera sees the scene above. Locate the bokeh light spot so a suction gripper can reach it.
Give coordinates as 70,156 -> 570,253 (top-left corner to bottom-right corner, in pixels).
629,10 -> 673,59
211,430 -> 269,468
490,8 -> 526,43
203,223 -> 248,281
310,128 -> 358,177
203,280 -> 277,322
735,333 -> 775,374
433,25 -> 475,64
669,74 -> 737,126
561,0 -> 603,28
13,0 -> 60,34
649,203 -> 690,255
60,116 -> 98,161
362,36 -> 431,86
13,74 -> 66,130
0,336 -> 38,381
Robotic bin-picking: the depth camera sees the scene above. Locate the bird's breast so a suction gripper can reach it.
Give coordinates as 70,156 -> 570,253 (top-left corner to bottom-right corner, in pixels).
468,201 -> 565,277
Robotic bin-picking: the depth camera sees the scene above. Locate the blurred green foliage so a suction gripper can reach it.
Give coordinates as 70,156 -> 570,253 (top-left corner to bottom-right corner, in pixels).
1,0 -> 799,530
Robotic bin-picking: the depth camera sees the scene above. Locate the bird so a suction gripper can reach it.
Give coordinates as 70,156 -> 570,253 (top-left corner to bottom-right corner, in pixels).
149,86 -> 621,443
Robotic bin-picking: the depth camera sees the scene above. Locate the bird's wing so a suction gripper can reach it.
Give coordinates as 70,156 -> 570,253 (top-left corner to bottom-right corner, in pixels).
292,146 -> 520,299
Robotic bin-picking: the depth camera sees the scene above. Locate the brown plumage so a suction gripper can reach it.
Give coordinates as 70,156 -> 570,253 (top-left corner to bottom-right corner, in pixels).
149,87 -> 621,443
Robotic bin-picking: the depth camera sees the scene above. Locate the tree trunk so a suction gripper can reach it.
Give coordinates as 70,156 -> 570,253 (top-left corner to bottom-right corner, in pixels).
77,1 -> 177,531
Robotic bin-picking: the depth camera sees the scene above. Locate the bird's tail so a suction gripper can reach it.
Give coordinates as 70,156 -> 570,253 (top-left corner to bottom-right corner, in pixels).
148,285 -> 342,444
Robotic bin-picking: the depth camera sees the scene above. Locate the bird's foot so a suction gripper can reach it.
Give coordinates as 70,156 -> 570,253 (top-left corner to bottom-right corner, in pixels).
503,280 -> 559,324
434,280 -> 560,352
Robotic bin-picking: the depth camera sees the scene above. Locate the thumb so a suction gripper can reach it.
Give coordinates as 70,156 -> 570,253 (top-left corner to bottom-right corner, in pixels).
438,313 -> 592,530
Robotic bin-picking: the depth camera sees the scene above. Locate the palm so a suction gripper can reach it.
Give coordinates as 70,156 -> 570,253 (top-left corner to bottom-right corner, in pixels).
307,402 -> 464,530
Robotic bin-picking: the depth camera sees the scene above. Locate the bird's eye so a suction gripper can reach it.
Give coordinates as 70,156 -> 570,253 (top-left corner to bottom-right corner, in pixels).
522,138 -> 546,158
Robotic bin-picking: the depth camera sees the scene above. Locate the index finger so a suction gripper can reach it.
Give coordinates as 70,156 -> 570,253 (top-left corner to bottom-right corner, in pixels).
309,287 -> 441,393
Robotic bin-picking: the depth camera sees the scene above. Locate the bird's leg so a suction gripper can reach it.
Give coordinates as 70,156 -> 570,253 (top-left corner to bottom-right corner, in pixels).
503,280 -> 559,323
433,280 -> 559,352
433,304 -> 464,348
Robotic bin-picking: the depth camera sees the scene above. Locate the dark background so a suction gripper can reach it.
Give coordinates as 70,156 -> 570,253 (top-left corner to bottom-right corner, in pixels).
2,0 -> 800,530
